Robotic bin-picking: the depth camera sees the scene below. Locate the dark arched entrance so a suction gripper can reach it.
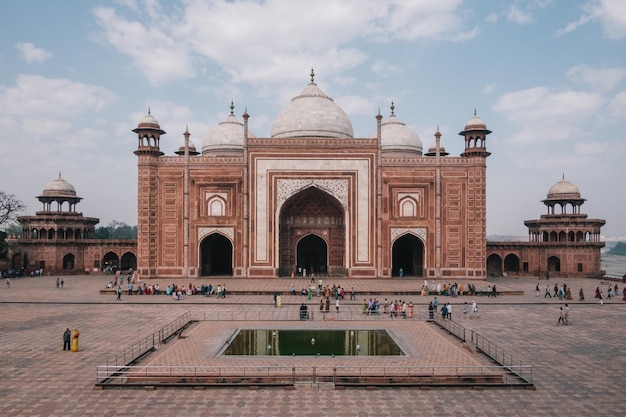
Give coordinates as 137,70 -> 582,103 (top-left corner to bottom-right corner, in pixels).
120,252 -> 137,271
63,253 -> 75,270
547,256 -> 561,272
504,254 -> 520,274
102,251 -> 120,273
486,254 -> 502,276
279,186 -> 344,276
200,233 -> 233,276
391,234 -> 424,277
297,234 -> 328,275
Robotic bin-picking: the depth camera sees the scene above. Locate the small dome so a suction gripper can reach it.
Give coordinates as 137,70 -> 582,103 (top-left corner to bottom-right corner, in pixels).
41,174 -> 77,198
547,176 -> 581,200
368,109 -> 422,154
137,109 -> 161,129
202,105 -> 255,154
459,111 -> 491,136
175,138 -> 200,156
424,140 -> 449,156
270,71 -> 353,139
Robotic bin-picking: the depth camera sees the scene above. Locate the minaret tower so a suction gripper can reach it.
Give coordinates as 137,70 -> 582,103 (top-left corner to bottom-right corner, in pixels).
133,109 -> 165,278
459,111 -> 492,278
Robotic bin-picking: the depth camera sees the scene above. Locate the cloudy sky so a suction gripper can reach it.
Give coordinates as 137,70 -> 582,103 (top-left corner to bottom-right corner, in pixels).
1,0 -> 625,239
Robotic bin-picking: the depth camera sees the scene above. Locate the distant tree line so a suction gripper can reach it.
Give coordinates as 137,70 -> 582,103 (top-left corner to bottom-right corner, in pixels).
94,221 -> 137,239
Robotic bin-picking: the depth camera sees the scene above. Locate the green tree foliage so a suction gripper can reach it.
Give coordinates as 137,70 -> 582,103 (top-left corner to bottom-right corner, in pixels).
94,221 -> 137,240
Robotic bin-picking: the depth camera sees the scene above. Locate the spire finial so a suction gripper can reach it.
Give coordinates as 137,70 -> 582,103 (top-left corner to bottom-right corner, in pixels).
474,108 -> 477,116
310,68 -> 315,84
390,101 -> 395,116
230,100 -> 234,115
562,172 -> 565,180
58,171 -> 61,178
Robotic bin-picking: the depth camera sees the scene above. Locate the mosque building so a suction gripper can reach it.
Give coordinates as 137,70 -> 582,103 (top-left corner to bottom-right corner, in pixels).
132,71 -> 491,280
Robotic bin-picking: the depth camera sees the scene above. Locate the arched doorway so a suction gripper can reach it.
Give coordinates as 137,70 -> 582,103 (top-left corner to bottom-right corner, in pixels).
279,186 -> 344,276
486,254 -> 502,276
200,233 -> 233,276
297,234 -> 328,275
63,253 -> 75,270
391,234 -> 424,277
120,252 -> 137,271
547,256 -> 561,272
503,254 -> 520,274
102,252 -> 119,274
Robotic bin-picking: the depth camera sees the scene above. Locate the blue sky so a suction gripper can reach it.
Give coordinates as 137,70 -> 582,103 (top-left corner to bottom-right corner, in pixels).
1,0 -> 625,239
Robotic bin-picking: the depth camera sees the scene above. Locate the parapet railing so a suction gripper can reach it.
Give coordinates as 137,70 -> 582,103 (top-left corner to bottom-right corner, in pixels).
193,309 -> 431,321
95,364 -> 532,388
432,315 -> 533,384
96,312 -> 192,383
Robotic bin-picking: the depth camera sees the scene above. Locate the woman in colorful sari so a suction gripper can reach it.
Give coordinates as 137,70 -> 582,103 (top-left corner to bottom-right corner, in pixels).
71,328 -> 80,352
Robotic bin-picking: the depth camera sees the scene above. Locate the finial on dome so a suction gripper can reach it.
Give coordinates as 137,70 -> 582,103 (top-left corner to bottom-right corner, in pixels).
148,107 -> 151,115
390,101 -> 395,116
230,101 -> 235,115
58,171 -> 61,178
562,172 -> 565,180
310,68 -> 315,84
473,108 -> 477,116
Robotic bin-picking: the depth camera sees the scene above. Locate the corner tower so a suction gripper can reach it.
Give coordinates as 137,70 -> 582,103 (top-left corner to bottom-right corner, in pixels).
459,112 -> 492,278
133,109 -> 165,278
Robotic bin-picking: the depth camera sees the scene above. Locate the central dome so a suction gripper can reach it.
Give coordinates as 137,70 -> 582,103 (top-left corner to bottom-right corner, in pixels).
270,72 -> 353,139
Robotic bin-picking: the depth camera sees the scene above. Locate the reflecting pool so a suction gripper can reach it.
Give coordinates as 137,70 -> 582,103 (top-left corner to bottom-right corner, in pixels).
222,329 -> 405,356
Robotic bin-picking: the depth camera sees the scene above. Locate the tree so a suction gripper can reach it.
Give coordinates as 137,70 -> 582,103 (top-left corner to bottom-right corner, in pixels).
94,221 -> 137,240
0,191 -> 26,229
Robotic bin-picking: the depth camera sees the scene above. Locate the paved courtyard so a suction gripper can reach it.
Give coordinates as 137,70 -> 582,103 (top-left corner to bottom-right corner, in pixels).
1,274 -> 625,416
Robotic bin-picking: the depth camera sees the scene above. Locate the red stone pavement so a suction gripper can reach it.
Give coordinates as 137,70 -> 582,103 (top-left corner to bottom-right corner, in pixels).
0,274 -> 624,416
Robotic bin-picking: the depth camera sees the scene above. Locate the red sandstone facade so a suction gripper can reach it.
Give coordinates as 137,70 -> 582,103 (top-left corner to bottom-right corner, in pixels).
132,75 -> 492,279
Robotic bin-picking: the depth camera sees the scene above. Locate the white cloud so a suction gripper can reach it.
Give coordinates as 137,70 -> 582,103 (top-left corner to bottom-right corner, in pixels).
371,60 -> 402,77
481,83 -> 496,94
507,5 -> 533,25
556,0 -> 626,39
15,42 -> 52,63
0,74 -> 117,119
92,0 -> 472,87
589,0 -> 626,40
606,90 -> 626,121
566,64 -> 626,92
493,86 -> 604,144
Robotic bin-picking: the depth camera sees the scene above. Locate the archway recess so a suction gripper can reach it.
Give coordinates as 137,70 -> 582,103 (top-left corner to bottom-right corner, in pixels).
279,186 -> 345,276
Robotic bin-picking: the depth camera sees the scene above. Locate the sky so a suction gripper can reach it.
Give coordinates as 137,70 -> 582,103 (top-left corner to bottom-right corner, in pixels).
0,0 -> 625,240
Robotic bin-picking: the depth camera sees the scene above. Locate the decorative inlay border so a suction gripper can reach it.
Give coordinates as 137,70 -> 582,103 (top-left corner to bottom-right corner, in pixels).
391,227 -> 427,242
198,227 -> 234,242
277,179 -> 348,209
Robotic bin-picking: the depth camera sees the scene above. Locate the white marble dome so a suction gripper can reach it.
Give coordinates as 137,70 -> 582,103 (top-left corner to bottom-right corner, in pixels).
137,111 -> 161,130
270,77 -> 353,139
547,177 -> 581,200
202,108 -> 256,154
369,110 -> 422,154
42,174 -> 77,198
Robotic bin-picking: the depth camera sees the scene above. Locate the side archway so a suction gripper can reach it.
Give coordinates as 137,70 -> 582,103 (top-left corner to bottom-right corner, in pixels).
391,233 -> 424,277
200,233 -> 233,276
486,254 -> 502,276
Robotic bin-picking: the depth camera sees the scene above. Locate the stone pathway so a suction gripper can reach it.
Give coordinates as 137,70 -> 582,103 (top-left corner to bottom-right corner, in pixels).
0,274 -> 624,416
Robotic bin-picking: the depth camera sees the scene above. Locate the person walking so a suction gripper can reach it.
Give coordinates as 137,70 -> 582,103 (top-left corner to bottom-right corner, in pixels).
6,277 -> 10,288
471,300 -> 479,318
535,283 -> 540,297
446,303 -> 452,320
63,328 -> 71,350
116,286 -> 122,301
564,304 -> 570,325
60,279 -> 64,289
557,307 -> 565,325
335,298 -> 340,312
545,285 -> 552,298
56,277 -> 60,288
